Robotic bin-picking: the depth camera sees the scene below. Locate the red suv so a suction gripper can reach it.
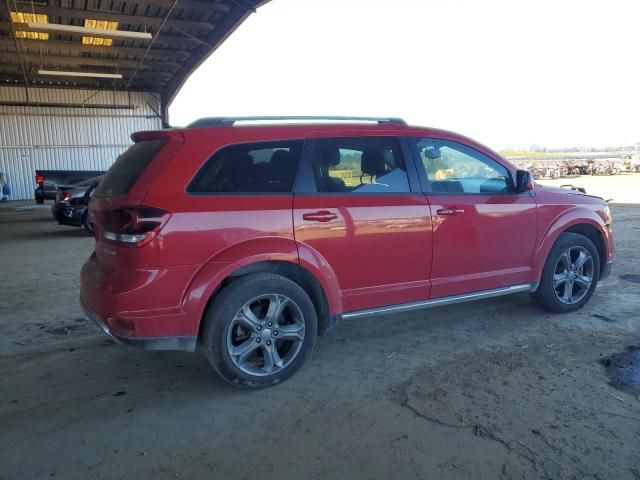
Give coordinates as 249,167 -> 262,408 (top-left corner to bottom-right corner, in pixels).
80,116 -> 614,388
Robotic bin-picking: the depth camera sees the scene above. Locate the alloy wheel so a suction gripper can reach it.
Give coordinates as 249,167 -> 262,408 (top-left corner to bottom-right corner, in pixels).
226,294 -> 305,376
552,246 -> 594,304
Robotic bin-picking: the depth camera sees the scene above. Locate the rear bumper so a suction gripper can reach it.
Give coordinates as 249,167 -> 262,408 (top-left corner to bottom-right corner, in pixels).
81,300 -> 197,351
80,253 -> 200,351
600,260 -> 614,280
52,203 -> 86,227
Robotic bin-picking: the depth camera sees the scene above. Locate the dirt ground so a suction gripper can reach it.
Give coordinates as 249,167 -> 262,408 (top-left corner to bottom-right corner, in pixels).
1,185 -> 639,479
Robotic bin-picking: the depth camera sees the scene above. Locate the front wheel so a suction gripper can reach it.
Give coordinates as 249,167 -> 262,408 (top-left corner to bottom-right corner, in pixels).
202,273 -> 317,389
534,232 -> 600,313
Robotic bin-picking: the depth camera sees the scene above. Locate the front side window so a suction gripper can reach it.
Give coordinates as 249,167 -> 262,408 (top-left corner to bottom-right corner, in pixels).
311,137 -> 410,193
188,140 -> 303,194
415,139 -> 511,194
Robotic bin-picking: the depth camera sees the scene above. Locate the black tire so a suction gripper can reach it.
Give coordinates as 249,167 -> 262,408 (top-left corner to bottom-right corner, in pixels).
202,273 -> 317,389
534,232 -> 600,313
82,212 -> 94,235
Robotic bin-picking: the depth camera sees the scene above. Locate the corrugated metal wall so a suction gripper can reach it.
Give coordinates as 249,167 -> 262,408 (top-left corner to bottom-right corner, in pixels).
0,86 -> 162,200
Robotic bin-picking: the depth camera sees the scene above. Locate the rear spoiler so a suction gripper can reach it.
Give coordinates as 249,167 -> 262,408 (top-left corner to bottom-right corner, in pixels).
131,129 -> 184,143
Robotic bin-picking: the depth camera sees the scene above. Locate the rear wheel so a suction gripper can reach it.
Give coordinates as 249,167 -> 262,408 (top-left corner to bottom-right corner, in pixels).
202,273 -> 317,389
534,232 -> 600,312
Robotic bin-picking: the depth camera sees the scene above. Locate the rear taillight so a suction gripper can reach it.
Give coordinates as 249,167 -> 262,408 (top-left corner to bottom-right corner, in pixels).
61,192 -> 72,202
101,206 -> 171,248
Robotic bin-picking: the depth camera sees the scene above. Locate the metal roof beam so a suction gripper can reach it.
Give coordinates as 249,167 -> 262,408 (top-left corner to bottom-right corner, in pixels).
0,37 -> 191,58
0,62 -> 173,75
0,22 -> 204,46
0,52 -> 180,69
139,0 -> 230,13
0,73 -> 162,91
9,4 -> 217,32
0,66 -> 172,82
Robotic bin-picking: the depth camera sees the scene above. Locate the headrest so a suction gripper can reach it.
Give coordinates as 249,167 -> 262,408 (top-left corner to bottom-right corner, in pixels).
270,150 -> 291,168
232,153 -> 253,172
270,149 -> 297,178
318,145 -> 340,168
361,149 -> 387,177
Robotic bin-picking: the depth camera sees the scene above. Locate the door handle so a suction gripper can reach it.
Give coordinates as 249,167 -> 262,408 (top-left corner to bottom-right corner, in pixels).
302,210 -> 338,222
436,208 -> 465,216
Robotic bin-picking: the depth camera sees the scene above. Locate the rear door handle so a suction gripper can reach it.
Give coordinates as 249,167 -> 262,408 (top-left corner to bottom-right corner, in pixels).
436,208 -> 465,216
302,210 -> 338,222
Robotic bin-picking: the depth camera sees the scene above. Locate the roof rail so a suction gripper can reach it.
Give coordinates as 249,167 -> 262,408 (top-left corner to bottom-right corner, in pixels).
187,116 -> 407,128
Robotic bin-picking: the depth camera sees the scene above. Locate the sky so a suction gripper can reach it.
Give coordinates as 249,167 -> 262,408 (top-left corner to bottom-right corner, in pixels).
169,0 -> 640,151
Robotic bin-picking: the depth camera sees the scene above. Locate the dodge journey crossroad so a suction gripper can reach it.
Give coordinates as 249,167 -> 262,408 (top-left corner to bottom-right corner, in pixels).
80,116 -> 614,388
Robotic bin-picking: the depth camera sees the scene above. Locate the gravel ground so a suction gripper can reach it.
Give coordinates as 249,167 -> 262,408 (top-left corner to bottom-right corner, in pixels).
0,203 -> 98,356
0,194 -> 638,479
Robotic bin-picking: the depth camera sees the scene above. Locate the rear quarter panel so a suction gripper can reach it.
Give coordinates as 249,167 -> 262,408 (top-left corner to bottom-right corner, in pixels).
140,128 -> 312,325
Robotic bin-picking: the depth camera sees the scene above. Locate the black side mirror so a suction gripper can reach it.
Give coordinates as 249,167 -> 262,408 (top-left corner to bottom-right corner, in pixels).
515,170 -> 534,193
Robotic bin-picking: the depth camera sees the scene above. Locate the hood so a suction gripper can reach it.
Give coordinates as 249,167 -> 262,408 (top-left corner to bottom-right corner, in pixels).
534,183 -> 606,203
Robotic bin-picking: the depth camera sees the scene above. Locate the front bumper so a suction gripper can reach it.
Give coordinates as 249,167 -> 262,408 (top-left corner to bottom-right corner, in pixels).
600,261 -> 614,281
81,300 -> 197,352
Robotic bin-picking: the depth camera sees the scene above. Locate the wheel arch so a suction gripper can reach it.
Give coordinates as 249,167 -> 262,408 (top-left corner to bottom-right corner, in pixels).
563,223 -> 606,276
208,260 -> 337,337
182,239 -> 343,340
533,208 -> 610,281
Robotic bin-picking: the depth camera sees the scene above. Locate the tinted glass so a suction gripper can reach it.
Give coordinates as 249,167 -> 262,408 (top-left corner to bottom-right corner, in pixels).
94,140 -> 165,198
415,139 -> 511,194
311,137 -> 409,193
74,175 -> 104,187
188,140 -> 303,194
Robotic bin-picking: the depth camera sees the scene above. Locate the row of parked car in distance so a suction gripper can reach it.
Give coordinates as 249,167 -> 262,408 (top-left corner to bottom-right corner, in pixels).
35,170 -> 104,234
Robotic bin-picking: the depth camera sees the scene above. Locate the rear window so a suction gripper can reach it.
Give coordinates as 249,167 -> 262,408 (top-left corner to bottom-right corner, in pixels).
187,140 -> 303,194
74,175 -> 104,187
93,140 -> 165,198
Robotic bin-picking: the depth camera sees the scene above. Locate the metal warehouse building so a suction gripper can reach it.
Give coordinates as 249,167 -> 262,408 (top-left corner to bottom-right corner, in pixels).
0,0 -> 266,200
0,87 -> 161,199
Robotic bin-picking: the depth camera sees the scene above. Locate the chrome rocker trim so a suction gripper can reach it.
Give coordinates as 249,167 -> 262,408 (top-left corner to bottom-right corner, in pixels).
341,283 -> 537,320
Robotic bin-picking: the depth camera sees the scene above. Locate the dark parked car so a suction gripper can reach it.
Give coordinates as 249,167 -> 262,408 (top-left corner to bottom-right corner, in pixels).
52,176 -> 103,234
35,169 -> 105,203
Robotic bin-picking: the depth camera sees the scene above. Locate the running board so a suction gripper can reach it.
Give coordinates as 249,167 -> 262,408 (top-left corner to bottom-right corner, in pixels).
341,283 -> 537,320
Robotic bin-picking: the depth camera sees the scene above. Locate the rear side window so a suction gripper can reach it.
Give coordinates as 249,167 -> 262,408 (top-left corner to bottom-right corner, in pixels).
188,140 -> 303,194
94,140 -> 165,198
311,137 -> 410,193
